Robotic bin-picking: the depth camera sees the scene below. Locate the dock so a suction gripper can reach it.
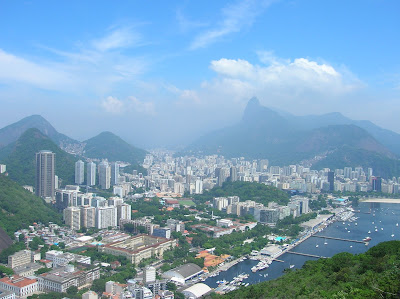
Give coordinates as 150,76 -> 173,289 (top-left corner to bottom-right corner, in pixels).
313,235 -> 366,244
287,251 -> 327,259
273,259 -> 284,263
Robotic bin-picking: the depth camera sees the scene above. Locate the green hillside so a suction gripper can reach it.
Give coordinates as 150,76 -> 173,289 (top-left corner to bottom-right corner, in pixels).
0,128 -> 78,187
83,131 -> 147,166
0,174 -> 62,237
219,240 -> 400,298
312,146 -> 400,178
192,181 -> 290,206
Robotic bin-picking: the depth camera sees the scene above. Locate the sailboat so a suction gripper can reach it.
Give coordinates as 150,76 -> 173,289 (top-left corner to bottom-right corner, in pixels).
324,238 -> 328,245
396,223 -> 399,227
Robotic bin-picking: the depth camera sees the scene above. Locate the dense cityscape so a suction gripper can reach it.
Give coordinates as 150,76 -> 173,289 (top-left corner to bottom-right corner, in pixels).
0,147 -> 398,298
1,1 -> 400,299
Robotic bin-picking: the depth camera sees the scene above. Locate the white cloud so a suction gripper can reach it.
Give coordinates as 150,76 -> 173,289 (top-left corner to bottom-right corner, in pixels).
209,54 -> 362,96
128,96 -> 156,116
0,49 -> 73,90
101,96 -> 124,114
190,0 -> 273,50
92,26 -> 142,52
0,26 -> 148,95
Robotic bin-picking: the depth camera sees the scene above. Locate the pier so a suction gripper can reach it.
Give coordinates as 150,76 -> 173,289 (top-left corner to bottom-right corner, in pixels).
313,235 -> 366,244
273,259 -> 284,263
287,251 -> 327,259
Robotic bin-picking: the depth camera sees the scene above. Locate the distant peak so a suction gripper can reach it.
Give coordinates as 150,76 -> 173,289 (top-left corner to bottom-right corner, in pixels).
247,97 -> 260,107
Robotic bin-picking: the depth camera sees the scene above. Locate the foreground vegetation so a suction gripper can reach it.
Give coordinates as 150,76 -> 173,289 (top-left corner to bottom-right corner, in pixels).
216,240 -> 400,298
0,174 -> 62,238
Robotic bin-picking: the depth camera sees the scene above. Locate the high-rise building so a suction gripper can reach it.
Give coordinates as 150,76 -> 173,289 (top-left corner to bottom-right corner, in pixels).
80,206 -> 96,228
99,161 -> 111,190
372,176 -> 382,192
35,150 -> 55,200
143,266 -> 156,284
230,167 -> 238,182
195,180 -> 203,194
0,164 -> 6,174
75,160 -> 84,185
111,162 -> 119,186
328,171 -> 334,191
87,162 -> 96,186
63,207 -> 81,230
117,203 -> 132,224
96,206 -> 117,229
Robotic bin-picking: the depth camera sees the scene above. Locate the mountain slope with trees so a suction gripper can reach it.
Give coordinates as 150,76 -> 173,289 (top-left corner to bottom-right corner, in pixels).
0,128 -> 78,186
83,131 -> 147,166
187,97 -> 400,177
0,174 -> 62,237
0,114 -> 80,150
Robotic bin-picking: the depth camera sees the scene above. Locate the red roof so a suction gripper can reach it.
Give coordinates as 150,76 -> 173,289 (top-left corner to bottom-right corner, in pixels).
0,275 -> 37,288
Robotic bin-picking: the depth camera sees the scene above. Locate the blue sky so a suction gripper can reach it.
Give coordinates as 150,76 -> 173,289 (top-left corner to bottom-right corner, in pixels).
0,0 -> 399,148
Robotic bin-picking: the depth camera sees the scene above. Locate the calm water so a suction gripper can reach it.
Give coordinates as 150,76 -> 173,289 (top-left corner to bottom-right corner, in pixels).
205,202 -> 400,288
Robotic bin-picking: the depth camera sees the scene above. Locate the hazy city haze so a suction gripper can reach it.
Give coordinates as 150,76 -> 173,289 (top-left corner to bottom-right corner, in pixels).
0,0 -> 399,148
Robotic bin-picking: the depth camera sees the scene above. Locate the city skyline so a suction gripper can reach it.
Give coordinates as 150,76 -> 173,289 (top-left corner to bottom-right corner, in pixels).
0,1 -> 399,148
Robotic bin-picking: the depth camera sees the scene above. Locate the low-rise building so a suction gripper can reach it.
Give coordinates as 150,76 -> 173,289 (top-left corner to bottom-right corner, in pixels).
99,235 -> 176,264
0,275 -> 38,298
37,265 -> 100,293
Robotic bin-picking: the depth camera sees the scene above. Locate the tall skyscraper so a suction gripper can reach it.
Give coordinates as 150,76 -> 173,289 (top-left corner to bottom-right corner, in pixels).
328,171 -> 334,191
35,150 -> 55,200
87,162 -> 96,186
99,161 -> 111,190
111,162 -> 119,186
230,166 -> 238,182
75,160 -> 84,185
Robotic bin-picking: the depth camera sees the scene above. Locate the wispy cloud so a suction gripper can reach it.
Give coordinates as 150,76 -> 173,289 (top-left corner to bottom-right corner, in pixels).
190,0 -> 273,50
92,26 -> 142,52
101,96 -> 124,114
0,25 -> 148,94
0,49 -> 74,90
176,9 -> 209,33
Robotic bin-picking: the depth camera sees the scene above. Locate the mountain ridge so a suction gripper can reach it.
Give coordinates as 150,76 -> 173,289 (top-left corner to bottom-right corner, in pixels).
186,97 -> 400,176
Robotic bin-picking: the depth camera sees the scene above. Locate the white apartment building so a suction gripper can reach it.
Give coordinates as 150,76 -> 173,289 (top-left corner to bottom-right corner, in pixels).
63,207 -> 81,230
96,206 -> 117,229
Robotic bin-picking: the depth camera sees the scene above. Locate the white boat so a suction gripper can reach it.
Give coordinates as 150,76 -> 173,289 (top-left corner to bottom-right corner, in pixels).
391,234 -> 395,237
316,244 -> 319,248
396,223 -> 399,227
290,264 -> 295,269
368,230 -> 371,234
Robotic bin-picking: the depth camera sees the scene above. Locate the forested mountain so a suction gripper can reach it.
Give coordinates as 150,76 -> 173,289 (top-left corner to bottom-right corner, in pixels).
0,174 -> 62,238
83,131 -> 147,165
0,128 -> 77,186
187,97 -> 400,177
218,240 -> 400,298
0,114 -> 81,151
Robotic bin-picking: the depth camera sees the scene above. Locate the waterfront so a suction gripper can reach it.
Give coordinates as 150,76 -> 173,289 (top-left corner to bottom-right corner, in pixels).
204,202 -> 400,290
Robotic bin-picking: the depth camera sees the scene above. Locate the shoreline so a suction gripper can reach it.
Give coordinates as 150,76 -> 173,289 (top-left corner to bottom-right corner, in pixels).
360,198 -> 400,204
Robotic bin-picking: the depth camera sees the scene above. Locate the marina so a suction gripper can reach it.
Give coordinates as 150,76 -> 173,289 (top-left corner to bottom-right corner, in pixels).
204,202 -> 400,293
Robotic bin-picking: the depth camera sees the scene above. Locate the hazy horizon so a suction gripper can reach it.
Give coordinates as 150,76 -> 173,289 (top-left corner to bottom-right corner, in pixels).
0,1 -> 399,148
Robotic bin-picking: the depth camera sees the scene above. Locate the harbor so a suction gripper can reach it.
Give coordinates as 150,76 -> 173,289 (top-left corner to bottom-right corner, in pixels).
204,202 -> 400,293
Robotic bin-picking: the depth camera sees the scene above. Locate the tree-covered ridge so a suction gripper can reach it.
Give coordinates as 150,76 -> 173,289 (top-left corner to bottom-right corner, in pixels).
0,128 -> 78,186
192,181 -> 290,206
83,131 -> 147,165
312,145 -> 400,178
218,240 -> 400,299
0,174 -> 62,237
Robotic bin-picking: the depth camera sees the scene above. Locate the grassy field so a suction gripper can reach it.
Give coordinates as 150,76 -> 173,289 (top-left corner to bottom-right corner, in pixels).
178,199 -> 196,206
